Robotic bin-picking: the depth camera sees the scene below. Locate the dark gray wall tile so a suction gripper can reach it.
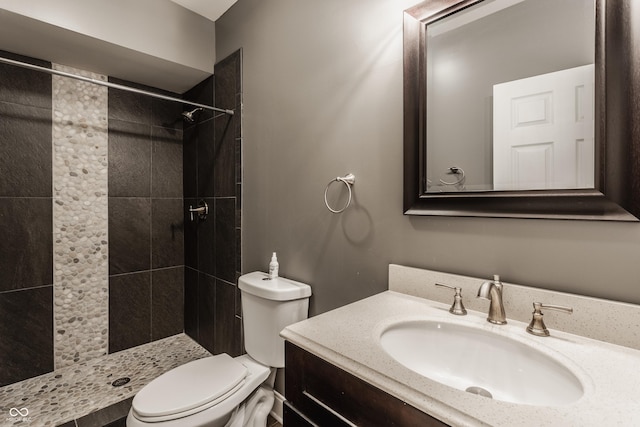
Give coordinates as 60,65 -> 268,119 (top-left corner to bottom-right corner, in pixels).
108,77 -> 183,130
182,78 -> 214,199
234,315 -> 244,356
151,199 -> 184,269
0,102 -> 52,197
0,198 -> 52,292
184,76 -> 214,125
214,53 -> 238,112
151,98 -> 183,131
215,68 -> 237,118
152,127 -> 183,198
75,397 -> 132,427
236,183 -> 242,226
104,417 -> 127,427
215,198 -> 236,283
151,267 -> 184,340
197,273 -> 216,354
184,198 -> 199,269
109,272 -> 151,353
196,119 -> 216,198
197,198 -> 216,277
235,138 -> 242,183
235,94 -> 242,138
184,267 -> 198,340
214,279 -> 238,356
108,82 -> 152,125
0,50 -> 51,109
0,286 -> 53,386
109,198 -> 151,275
214,115 -> 236,197
184,75 -> 214,102
106,78 -> 188,354
235,273 -> 242,318
181,50 -> 242,357
108,120 -> 151,197
236,228 -> 241,274
183,126 -> 198,198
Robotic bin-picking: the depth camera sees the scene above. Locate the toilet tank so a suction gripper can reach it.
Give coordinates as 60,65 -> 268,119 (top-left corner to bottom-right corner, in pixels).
238,271 -> 312,368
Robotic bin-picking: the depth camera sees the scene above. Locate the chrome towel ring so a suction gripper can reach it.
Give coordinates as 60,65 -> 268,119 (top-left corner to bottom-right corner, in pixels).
439,166 -> 465,186
324,173 -> 355,213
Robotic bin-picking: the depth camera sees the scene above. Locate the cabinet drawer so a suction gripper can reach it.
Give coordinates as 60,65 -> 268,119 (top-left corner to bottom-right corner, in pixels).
285,342 -> 448,427
283,401 -> 316,427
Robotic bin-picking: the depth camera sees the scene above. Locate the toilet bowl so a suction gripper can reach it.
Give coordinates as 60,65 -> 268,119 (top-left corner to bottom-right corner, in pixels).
127,272 -> 311,427
126,355 -> 271,427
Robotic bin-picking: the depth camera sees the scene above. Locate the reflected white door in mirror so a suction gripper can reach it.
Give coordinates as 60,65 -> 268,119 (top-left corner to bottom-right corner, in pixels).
493,64 -> 594,190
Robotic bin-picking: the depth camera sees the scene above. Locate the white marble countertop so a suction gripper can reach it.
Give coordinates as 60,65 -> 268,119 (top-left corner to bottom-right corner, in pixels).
281,290 -> 640,427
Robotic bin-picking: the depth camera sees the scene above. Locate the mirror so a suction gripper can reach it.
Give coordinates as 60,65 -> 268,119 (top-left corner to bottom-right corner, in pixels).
404,0 -> 640,220
426,0 -> 594,193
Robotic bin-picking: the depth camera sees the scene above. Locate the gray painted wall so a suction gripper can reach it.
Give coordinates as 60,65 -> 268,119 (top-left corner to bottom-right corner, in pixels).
216,0 -> 640,316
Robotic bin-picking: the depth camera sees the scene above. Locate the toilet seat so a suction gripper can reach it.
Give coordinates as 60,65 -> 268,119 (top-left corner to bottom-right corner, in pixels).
132,354 -> 248,422
128,355 -> 273,427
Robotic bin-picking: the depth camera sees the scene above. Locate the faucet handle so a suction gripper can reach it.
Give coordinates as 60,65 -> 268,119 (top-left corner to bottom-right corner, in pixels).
435,283 -> 467,316
526,302 -> 573,337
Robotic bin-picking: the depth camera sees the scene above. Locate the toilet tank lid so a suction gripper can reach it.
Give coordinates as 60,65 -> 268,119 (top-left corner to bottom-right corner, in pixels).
239,271 -> 312,301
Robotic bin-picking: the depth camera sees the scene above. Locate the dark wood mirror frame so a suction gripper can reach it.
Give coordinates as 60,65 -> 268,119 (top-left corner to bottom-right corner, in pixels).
403,0 -> 640,221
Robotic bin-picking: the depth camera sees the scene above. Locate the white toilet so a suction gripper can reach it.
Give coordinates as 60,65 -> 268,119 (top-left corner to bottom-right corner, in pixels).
126,271 -> 312,427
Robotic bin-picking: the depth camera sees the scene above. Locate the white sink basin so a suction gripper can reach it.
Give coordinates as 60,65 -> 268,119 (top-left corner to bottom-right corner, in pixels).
379,320 -> 584,406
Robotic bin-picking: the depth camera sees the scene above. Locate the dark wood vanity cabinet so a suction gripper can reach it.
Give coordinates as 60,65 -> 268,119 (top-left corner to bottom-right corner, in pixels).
284,342 -> 448,427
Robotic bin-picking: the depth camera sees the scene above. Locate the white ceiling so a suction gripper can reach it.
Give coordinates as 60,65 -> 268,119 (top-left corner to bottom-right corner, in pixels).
0,0 -> 236,93
169,0 -> 238,22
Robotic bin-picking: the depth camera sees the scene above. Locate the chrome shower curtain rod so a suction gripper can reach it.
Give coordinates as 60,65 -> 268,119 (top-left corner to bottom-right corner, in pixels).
0,56 -> 234,116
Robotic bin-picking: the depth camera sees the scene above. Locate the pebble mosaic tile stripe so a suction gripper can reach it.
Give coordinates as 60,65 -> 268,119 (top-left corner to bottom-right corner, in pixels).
52,64 -> 109,368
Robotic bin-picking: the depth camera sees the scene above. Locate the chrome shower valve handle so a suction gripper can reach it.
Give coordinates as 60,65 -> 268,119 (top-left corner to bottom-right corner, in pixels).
189,200 -> 208,221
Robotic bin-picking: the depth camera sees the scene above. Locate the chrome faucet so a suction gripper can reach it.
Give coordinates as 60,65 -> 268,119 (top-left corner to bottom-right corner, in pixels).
477,275 -> 507,325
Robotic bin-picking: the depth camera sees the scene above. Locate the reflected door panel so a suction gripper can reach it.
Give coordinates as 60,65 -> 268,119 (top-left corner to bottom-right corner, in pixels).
493,64 -> 594,190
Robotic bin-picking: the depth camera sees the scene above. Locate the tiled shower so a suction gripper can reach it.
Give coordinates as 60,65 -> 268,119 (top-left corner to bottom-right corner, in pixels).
0,48 -> 243,387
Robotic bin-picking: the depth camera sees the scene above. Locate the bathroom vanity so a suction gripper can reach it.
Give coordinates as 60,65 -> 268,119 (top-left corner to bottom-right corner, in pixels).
281,265 -> 640,426
283,342 -> 445,426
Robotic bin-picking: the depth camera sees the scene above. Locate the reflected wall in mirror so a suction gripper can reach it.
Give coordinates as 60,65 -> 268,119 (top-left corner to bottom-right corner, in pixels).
426,0 -> 595,193
404,0 -> 640,220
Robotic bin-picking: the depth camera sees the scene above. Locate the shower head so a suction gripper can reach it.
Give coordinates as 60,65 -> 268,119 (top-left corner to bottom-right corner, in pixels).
182,107 -> 204,123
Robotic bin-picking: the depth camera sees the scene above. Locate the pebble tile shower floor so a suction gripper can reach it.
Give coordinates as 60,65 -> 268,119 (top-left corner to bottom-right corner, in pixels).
0,334 -> 210,426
